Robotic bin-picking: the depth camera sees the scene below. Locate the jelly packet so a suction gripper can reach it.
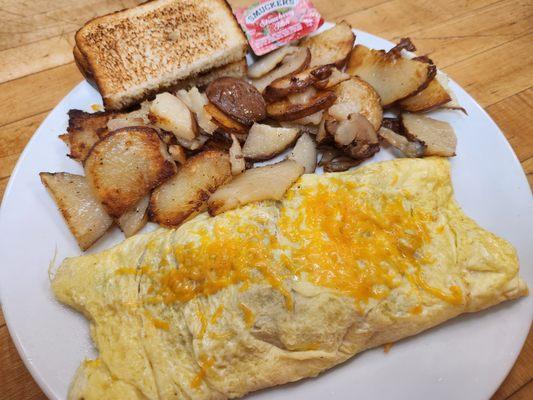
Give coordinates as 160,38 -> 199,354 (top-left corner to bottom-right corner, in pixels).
234,0 -> 323,56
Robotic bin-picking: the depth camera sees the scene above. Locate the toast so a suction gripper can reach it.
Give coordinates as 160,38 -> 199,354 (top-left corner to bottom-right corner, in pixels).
75,0 -> 248,110
75,45 -> 247,91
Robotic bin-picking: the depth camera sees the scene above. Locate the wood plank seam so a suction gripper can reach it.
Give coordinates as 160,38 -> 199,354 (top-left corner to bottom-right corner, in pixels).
439,31 -> 533,77
506,378 -> 533,399
345,0 -> 505,39
0,108 -> 62,131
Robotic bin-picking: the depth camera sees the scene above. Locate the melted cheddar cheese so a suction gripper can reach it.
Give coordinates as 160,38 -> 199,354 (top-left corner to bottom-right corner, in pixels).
130,173 -> 464,316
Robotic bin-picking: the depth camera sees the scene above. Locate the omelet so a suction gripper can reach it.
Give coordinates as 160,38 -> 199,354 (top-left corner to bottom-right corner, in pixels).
52,157 -> 527,400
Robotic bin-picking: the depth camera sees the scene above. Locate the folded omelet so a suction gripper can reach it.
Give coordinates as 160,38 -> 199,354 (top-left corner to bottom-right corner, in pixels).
52,158 -> 527,400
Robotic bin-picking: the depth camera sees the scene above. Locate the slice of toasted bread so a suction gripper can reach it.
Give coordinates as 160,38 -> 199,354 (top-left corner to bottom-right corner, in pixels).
73,45 -> 96,87
75,46 -> 246,93
300,21 -> 355,68
75,0 -> 248,110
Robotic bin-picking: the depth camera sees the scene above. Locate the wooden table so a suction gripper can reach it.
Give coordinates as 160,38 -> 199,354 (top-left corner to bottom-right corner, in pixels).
0,0 -> 531,399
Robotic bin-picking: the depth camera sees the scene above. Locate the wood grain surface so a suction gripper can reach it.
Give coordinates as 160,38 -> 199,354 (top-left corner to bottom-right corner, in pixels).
0,0 -> 531,399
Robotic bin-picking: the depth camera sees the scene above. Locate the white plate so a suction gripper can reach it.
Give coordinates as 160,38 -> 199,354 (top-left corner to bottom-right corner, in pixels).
0,25 -> 532,400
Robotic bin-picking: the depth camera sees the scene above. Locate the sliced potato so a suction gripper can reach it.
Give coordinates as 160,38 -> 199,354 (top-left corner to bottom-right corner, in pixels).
318,146 -> 341,166
300,20 -> 355,68
266,90 -> 337,121
398,78 -> 451,112
347,43 -> 436,107
149,150 -> 231,227
242,123 -> 299,160
289,133 -> 317,173
208,160 -> 304,216
435,72 -> 465,112
66,109 -> 116,162
251,47 -> 311,93
378,127 -> 425,158
107,116 -> 147,131
117,195 -> 149,237
323,156 -> 362,172
107,101 -> 151,131
204,102 -> 248,135
206,77 -> 266,126
382,117 -> 403,134
248,46 -> 298,79
176,134 -> 209,151
58,133 -> 70,145
84,127 -> 177,218
263,65 -> 334,102
67,129 -> 100,161
168,144 -> 187,164
40,172 -> 113,250
326,112 -> 380,159
149,92 -> 198,140
314,68 -> 350,90
316,114 -> 333,144
401,113 -> 457,157
279,121 -> 319,136
292,110 -> 323,125
288,86 -> 317,105
176,87 -> 218,134
229,134 -> 245,175
332,77 -> 383,130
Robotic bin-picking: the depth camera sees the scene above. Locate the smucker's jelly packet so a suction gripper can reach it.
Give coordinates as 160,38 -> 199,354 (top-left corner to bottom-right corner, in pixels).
235,0 -> 323,56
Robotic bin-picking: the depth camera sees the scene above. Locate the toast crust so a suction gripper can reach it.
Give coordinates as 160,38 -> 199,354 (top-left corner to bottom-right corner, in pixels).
76,0 -> 248,110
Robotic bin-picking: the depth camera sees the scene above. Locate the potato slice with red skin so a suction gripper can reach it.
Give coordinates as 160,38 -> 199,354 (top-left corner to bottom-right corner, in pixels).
266,90 -> 337,121
40,172 -> 113,250
206,78 -> 266,126
263,65 -> 334,102
117,195 -> 149,238
208,160 -> 304,216
347,43 -> 436,107
242,123 -> 300,160
204,102 -> 248,135
149,150 -> 231,227
251,47 -> 311,93
84,127 -> 177,218
300,20 -> 355,68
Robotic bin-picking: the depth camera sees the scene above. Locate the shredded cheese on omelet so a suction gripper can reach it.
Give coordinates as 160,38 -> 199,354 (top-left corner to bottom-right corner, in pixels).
136,175 -> 462,316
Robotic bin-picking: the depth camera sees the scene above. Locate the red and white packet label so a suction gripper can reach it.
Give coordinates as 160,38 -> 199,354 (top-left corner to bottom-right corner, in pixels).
235,0 -> 323,56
